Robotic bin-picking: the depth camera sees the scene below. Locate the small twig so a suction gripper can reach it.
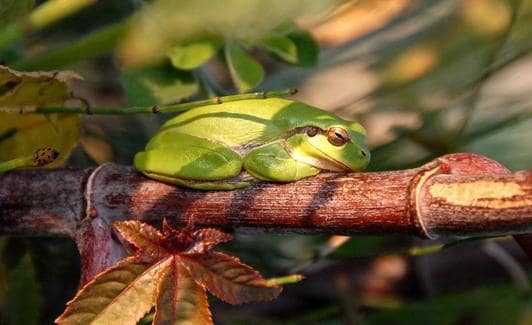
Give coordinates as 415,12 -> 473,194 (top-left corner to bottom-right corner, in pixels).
3,89 -> 297,115
483,240 -> 530,296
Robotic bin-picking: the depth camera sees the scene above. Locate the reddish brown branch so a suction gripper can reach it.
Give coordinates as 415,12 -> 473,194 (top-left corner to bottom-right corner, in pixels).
0,153 -> 530,283
0,167 -> 91,237
1,153 -> 530,237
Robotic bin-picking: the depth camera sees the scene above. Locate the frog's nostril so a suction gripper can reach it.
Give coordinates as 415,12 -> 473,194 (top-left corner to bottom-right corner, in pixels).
360,150 -> 367,157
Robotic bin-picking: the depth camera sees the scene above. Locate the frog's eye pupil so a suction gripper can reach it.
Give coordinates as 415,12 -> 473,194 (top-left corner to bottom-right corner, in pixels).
327,127 -> 349,146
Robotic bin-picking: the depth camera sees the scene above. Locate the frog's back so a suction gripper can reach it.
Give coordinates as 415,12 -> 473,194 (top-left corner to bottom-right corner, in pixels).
160,98 -> 338,147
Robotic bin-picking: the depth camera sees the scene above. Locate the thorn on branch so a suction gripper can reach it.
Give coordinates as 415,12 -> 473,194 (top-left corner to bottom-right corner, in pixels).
70,92 -> 93,115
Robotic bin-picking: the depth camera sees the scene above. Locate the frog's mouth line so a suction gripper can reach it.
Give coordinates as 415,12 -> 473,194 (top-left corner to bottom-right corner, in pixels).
310,149 -> 353,172
285,142 -> 352,172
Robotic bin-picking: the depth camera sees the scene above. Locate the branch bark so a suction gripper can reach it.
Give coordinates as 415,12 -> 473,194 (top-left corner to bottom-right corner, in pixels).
0,153 -> 530,283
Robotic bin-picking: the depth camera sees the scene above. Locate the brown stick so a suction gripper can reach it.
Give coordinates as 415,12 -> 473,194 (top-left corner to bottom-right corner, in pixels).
0,167 -> 91,237
0,153 -> 530,283
0,153 -> 530,237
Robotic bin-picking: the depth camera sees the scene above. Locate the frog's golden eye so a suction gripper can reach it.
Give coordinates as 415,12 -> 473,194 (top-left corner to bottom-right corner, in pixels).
327,127 -> 350,146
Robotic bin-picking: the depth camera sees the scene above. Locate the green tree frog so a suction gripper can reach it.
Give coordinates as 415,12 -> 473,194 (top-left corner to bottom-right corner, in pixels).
134,98 -> 369,190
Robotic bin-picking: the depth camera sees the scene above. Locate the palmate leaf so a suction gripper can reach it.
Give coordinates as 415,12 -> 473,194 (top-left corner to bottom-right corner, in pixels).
154,257 -> 212,325
182,252 -> 282,305
113,220 -> 167,262
186,228 -> 233,254
55,257 -> 171,325
57,220 -> 283,324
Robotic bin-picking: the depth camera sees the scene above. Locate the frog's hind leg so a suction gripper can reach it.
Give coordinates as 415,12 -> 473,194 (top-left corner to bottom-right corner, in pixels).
140,171 -> 254,190
243,143 -> 320,182
134,131 -> 249,189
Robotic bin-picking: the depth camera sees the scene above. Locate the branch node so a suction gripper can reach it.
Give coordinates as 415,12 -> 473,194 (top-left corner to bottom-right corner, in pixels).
408,161 -> 442,239
70,91 -> 92,115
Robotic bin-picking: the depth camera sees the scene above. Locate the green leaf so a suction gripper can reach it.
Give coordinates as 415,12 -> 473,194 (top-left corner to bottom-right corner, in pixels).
286,29 -> 319,67
121,63 -> 198,106
0,0 -> 34,26
1,253 -> 41,325
260,29 -> 318,67
117,0 -> 339,68
365,283 -> 529,325
331,236 -> 390,258
261,36 -> 299,64
465,119 -> 532,170
225,43 -> 264,92
0,48 -> 20,64
167,37 -> 222,70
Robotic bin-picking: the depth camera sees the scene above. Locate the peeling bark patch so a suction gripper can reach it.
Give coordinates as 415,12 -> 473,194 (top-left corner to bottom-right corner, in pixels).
429,181 -> 530,209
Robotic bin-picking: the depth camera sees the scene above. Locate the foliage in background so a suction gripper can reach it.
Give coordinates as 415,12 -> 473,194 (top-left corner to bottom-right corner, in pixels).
0,0 -> 530,324
120,0 -> 325,101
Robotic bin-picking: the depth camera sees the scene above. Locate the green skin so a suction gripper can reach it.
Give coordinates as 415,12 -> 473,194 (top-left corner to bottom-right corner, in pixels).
134,98 -> 370,190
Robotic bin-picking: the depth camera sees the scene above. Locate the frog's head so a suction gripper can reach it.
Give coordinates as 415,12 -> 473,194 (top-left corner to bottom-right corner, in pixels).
286,121 -> 370,172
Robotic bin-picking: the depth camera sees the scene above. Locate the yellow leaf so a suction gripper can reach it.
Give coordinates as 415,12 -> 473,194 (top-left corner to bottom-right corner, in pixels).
0,66 -> 82,166
0,66 -> 81,111
0,114 -> 80,167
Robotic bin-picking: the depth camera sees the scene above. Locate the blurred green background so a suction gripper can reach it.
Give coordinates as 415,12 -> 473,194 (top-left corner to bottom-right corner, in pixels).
1,0 -> 531,324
